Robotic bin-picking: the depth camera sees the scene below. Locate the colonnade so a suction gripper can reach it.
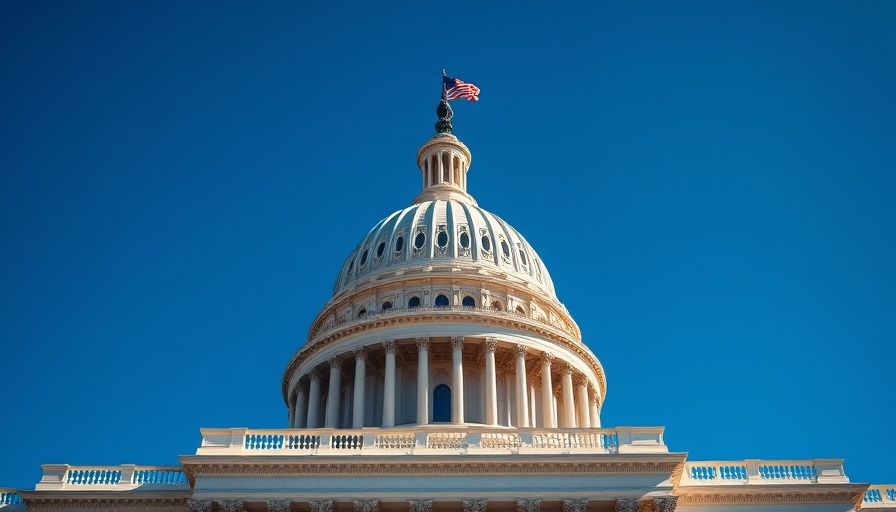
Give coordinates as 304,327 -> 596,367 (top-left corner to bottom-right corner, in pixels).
288,337 -> 602,430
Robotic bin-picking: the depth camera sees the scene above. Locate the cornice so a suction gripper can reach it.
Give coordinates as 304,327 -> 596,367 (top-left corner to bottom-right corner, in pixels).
675,484 -> 869,508
281,311 -> 606,405
21,495 -> 188,511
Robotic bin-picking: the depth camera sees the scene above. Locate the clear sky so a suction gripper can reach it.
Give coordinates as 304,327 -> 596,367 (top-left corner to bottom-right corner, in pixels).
1,0 -> 894,491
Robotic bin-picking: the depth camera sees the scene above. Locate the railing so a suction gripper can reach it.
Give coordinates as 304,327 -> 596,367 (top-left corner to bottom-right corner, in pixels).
309,305 -> 578,340
679,460 -> 850,486
35,465 -> 189,491
0,490 -> 22,507
863,485 -> 896,508
197,426 -> 667,456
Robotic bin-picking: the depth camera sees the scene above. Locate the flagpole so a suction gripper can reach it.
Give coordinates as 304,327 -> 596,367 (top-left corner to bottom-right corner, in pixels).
441,69 -> 447,102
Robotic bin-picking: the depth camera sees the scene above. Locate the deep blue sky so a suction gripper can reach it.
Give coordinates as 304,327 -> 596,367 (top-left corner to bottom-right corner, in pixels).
1,1 -> 894,490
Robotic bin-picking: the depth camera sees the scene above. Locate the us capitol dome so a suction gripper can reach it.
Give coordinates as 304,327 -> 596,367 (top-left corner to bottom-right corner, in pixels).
281,98 -> 606,431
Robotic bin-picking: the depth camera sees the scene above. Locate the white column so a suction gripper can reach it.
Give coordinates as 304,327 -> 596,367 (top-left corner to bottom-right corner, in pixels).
540,352 -> 555,428
514,344 -> 529,427
294,385 -> 307,428
416,337 -> 430,425
589,385 -> 601,428
575,377 -> 590,428
484,337 -> 498,426
529,383 -> 538,427
352,348 -> 367,429
451,336 -> 465,424
562,364 -> 576,428
324,358 -> 342,428
382,340 -> 397,427
306,371 -> 321,429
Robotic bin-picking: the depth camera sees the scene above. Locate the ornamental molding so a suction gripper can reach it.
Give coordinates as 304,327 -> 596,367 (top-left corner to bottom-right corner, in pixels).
514,344 -> 528,359
516,499 -> 540,512
284,303 -> 604,405
328,357 -> 342,370
539,352 -> 555,366
26,498 -> 188,510
409,499 -> 434,512
675,489 -> 866,508
182,459 -> 682,478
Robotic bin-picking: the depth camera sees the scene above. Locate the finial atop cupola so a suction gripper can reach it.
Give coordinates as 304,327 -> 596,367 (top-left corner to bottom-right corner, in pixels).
413,71 -> 481,205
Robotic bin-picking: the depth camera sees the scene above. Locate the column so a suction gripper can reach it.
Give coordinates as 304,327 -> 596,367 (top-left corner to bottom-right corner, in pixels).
294,384 -> 307,428
575,376 -> 590,428
352,348 -> 367,429
514,344 -> 529,427
561,364 -> 576,427
540,352 -> 555,428
451,336 -> 465,424
306,371 -> 321,428
529,383 -> 538,427
589,384 -> 601,428
324,358 -> 342,428
484,337 -> 498,425
416,337 -> 430,424
382,340 -> 397,427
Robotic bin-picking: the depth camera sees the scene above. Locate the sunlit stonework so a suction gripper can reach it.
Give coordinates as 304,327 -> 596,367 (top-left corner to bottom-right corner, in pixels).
0,99 -> 892,512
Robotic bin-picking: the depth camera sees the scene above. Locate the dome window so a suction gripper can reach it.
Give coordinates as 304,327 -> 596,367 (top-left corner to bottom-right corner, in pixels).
500,240 -> 510,259
481,234 -> 492,252
357,308 -> 366,318
437,231 -> 448,248
460,232 -> 470,248
517,244 -> 528,266
462,295 -> 475,307
395,235 -> 404,253
491,300 -> 502,311
408,296 -> 421,308
434,294 -> 450,307
376,241 -> 386,258
359,248 -> 369,266
343,259 -> 355,284
414,232 -> 426,250
382,301 -> 393,311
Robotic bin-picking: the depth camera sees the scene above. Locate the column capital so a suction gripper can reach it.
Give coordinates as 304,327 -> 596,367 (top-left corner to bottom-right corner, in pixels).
187,500 -> 213,512
484,337 -> 498,353
383,340 -> 398,354
354,347 -> 368,362
217,501 -> 245,512
463,500 -> 487,512
516,499 -> 541,512
654,497 -> 677,512
409,500 -> 434,512
354,500 -> 379,512
307,370 -> 321,383
416,337 -> 431,351
328,357 -> 342,370
514,344 -> 528,359
267,501 -> 292,512
309,501 -> 334,512
539,351 -> 555,365
563,362 -> 576,375
574,374 -> 588,387
614,498 -> 638,512
561,499 -> 588,512
451,336 -> 465,350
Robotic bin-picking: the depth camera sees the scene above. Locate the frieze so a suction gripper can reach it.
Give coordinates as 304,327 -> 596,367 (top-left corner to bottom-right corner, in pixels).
27,498 -> 188,510
561,499 -> 587,512
462,500 -> 487,512
183,460 -> 681,478
267,500 -> 293,512
309,500 -> 334,512
516,499 -> 540,512
408,499 -> 433,512
676,490 -> 864,507
354,500 -> 379,512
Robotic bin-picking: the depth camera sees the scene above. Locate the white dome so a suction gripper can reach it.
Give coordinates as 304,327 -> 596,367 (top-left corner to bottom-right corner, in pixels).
332,199 -> 558,300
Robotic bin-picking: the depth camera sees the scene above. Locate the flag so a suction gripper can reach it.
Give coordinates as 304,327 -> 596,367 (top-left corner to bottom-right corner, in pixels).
443,75 -> 480,102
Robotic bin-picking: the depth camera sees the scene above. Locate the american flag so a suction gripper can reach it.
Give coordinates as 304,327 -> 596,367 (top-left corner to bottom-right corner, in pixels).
443,75 -> 480,102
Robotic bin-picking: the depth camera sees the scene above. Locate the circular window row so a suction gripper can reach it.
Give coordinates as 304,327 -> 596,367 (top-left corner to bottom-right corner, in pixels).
405,294 -> 477,308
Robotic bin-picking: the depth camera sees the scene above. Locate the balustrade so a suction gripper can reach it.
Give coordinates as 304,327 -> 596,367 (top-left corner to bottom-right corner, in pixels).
34,466 -> 187,491
679,460 -> 850,487
863,485 -> 896,507
0,491 -> 22,507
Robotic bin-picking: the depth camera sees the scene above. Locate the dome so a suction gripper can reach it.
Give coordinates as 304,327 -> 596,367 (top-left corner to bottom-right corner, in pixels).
332,199 -> 558,301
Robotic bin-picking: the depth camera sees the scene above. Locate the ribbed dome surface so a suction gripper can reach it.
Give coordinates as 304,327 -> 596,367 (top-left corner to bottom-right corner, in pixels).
333,199 -> 557,300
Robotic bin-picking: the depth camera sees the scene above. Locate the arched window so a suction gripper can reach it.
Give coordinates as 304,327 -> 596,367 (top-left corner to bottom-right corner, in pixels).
434,294 -> 450,307
462,295 -> 475,307
433,384 -> 451,422
516,305 -> 526,316
382,301 -> 393,312
408,296 -> 421,308
491,300 -> 502,311
357,308 -> 366,318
